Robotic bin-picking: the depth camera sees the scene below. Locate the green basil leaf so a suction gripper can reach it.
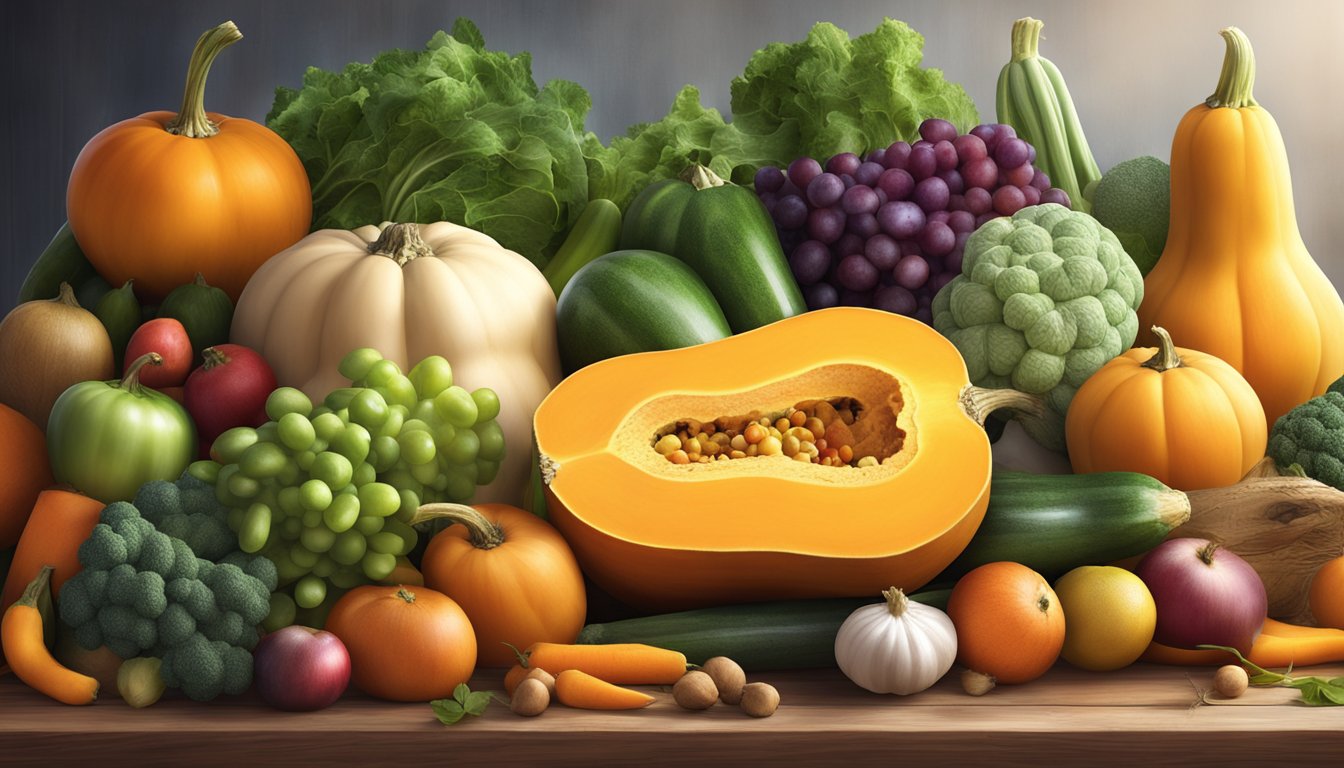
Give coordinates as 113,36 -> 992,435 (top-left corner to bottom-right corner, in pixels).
431,699 -> 467,725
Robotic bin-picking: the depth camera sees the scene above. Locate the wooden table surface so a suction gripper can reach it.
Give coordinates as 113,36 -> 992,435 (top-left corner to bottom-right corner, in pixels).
3,661 -> 1343,767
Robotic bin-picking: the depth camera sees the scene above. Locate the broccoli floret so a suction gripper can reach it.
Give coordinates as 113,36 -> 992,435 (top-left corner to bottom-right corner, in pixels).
57,471 -> 277,702
157,603 -> 196,647
1268,392 -> 1344,490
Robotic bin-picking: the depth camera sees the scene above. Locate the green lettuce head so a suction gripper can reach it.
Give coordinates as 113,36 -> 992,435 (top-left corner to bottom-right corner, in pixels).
931,204 -> 1143,450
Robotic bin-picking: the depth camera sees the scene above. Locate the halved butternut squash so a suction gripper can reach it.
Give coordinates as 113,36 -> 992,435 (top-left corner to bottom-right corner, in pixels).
535,307 -> 1040,611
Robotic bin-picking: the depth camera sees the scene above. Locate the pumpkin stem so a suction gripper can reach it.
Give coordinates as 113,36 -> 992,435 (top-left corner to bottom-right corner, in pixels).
679,163 -> 729,190
368,223 -> 435,266
881,587 -> 910,618
1206,27 -> 1258,109
120,352 -> 164,394
959,385 -> 1066,452
53,282 -> 83,309
408,503 -> 506,549
165,22 -> 242,139
1141,326 -> 1183,372
200,346 -> 230,370
1009,17 -> 1043,62
395,588 -> 417,604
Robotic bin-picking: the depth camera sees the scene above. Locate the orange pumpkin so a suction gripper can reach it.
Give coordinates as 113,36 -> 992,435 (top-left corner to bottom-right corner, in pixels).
324,584 -> 476,702
946,561 -> 1065,684
66,22 -> 310,302
0,404 -> 54,549
1065,326 -> 1266,490
416,503 -> 587,668
1138,28 -> 1344,430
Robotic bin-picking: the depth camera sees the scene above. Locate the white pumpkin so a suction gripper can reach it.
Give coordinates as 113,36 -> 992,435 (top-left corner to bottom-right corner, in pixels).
231,221 -> 562,506
834,588 -> 958,695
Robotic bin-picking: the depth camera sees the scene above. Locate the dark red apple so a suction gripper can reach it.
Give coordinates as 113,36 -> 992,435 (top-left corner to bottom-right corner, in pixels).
125,318 -> 193,387
184,343 -> 277,456
253,625 -> 351,711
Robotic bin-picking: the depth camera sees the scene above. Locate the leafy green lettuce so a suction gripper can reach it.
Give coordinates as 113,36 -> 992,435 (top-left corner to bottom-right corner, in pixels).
590,19 -> 980,211
267,19 -> 593,267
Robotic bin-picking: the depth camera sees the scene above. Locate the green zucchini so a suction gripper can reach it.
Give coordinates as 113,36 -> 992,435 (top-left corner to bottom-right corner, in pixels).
620,165 -> 805,334
17,222 -> 100,304
93,280 -> 143,371
556,249 -> 730,374
157,273 -> 234,366
577,589 -> 950,671
542,199 -> 622,297
933,470 -> 1190,582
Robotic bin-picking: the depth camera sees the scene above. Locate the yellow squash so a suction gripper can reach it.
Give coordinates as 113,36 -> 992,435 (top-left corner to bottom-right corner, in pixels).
1138,27 -> 1344,429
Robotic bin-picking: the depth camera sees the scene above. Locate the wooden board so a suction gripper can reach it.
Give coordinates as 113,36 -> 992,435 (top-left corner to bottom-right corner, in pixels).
3,662 -> 1343,766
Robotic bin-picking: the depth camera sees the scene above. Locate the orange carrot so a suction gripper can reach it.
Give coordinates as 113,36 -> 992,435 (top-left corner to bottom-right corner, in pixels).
2,566 -> 98,705
554,669 -> 654,710
520,642 -> 687,685
1141,619 -> 1344,668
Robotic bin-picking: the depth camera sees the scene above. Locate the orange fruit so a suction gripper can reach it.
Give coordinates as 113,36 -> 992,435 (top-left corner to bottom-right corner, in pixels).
946,561 -> 1066,684
1309,556 -> 1344,630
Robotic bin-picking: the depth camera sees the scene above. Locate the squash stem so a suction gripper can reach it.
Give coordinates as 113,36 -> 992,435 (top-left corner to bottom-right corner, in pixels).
1141,326 -> 1183,372
1206,27 -> 1258,109
881,587 -> 909,618
165,22 -> 242,138
959,385 -> 1047,426
16,565 -> 54,608
368,223 -> 434,266
679,163 -> 729,190
1010,17 -> 1043,62
409,503 -> 506,549
120,353 -> 164,395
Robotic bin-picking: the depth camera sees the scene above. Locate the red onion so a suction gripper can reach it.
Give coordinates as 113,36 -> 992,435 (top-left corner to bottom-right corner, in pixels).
1135,537 -> 1267,654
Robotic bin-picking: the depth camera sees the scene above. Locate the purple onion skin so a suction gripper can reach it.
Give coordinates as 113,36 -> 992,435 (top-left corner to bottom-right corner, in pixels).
1135,538 -> 1268,656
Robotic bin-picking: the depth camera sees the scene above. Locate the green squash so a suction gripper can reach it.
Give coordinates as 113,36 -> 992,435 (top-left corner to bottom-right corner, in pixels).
17,222 -> 100,304
46,353 -> 196,503
157,273 -> 234,366
93,280 -> 143,371
556,250 -> 730,374
620,165 -> 805,334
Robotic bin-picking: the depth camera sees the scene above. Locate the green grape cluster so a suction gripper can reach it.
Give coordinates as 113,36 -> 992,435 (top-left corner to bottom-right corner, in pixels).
190,348 -> 505,620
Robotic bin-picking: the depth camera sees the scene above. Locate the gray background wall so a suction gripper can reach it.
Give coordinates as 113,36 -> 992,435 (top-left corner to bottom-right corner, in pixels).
4,0 -> 1342,313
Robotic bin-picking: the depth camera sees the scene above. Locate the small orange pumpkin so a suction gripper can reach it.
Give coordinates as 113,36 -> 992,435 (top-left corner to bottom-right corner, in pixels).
66,22 -> 310,302
1065,326 -> 1266,490
417,503 -> 586,668
324,584 -> 476,702
0,404 -> 54,549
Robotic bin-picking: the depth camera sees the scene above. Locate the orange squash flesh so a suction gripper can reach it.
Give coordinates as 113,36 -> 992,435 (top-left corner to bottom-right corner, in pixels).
535,307 -> 994,612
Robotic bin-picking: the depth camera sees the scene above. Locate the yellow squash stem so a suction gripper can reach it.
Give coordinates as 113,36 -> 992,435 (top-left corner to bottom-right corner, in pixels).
1206,27 -> 1257,109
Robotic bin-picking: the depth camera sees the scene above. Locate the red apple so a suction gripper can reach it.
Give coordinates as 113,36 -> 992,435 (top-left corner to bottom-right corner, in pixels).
124,318 -> 193,387
185,343 -> 277,455
253,625 -> 351,711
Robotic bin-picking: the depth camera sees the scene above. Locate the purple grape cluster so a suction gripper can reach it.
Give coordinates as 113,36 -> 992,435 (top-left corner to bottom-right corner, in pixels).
754,118 -> 1072,322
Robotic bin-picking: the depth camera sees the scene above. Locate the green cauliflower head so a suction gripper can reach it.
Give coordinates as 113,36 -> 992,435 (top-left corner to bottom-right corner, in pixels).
932,204 -> 1144,447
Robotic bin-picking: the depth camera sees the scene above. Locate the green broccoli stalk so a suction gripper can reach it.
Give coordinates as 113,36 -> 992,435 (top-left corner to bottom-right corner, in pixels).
58,473 -> 277,701
1267,390 -> 1344,490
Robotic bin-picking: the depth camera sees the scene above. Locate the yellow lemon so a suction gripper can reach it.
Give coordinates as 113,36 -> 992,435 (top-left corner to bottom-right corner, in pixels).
1053,565 -> 1156,671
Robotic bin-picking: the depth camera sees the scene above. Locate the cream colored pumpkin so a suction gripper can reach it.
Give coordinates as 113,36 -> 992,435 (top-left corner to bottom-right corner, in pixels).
230,222 -> 561,505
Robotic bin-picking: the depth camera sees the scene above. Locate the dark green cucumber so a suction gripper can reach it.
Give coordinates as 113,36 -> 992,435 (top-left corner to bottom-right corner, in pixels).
620,165 -> 805,334
93,280 -> 143,371
157,273 -> 234,366
577,589 -> 950,671
543,199 -> 622,297
17,222 -> 100,304
933,470 -> 1191,582
556,249 -> 730,374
